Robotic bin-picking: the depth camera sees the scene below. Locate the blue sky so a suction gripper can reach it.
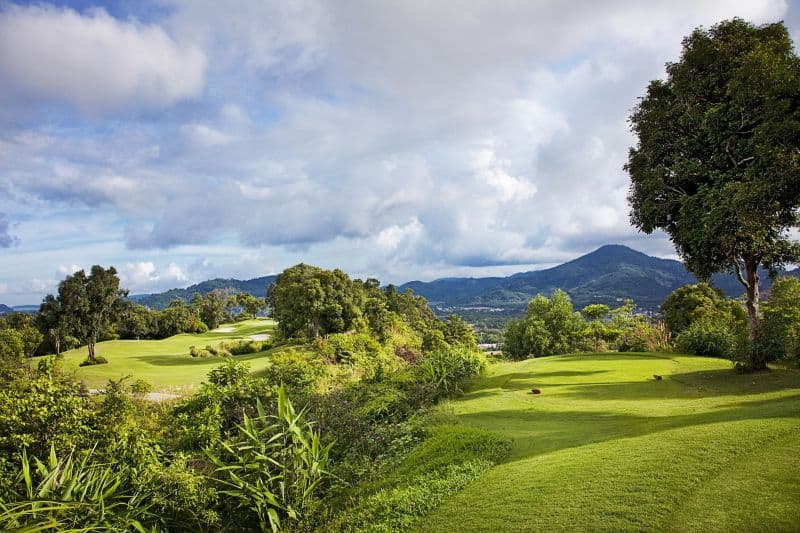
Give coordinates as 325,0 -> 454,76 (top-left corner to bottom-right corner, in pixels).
0,0 -> 797,304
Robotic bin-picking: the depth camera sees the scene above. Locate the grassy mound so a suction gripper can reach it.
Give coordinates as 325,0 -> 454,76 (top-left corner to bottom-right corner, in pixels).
418,353 -> 800,532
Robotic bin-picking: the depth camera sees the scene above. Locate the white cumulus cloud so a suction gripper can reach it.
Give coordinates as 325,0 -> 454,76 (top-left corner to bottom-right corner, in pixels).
0,4 -> 206,114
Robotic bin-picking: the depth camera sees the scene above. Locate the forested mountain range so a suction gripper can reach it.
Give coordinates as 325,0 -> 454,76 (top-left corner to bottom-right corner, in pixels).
129,276 -> 277,310
4,245 -> 797,313
399,244 -> 797,311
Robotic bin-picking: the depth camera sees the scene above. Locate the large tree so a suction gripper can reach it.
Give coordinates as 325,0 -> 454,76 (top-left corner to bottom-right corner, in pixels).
626,19 -> 800,368
268,264 -> 363,339
37,294 -> 70,356
57,266 -> 127,363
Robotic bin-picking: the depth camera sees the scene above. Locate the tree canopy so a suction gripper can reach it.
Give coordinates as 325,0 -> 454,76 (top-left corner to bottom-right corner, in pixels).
626,18 -> 800,367
57,266 -> 127,363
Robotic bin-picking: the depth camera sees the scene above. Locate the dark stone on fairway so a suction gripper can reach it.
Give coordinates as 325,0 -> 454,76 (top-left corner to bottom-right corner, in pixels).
530,388 -> 541,394
653,374 -> 662,380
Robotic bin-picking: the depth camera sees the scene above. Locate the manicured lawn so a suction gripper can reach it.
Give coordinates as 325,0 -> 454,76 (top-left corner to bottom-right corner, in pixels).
59,319 -> 278,391
419,353 -> 800,532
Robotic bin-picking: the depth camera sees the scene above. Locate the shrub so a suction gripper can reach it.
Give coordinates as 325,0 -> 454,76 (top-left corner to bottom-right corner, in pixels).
134,453 -> 220,530
417,346 -> 486,396
261,349 -> 326,394
192,340 -> 270,358
172,360 -> 274,449
759,277 -> 800,365
616,321 -> 670,352
206,388 -> 333,532
79,356 -> 108,366
676,320 -> 738,358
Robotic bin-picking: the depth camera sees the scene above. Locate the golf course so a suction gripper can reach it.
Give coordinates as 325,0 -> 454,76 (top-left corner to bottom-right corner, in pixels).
55,327 -> 800,530
59,318 -> 277,389
418,353 -> 800,532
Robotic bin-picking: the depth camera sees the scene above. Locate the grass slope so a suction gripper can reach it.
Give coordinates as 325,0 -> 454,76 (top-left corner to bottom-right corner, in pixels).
60,319 -> 277,390
420,353 -> 800,532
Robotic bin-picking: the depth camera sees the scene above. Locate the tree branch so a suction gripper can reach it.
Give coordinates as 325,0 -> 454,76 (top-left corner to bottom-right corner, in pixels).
732,256 -> 749,289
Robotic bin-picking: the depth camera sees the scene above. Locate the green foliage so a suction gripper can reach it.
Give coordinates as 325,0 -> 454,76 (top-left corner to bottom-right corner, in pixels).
133,454 -> 220,530
503,290 -> 585,359
193,289 -> 231,330
626,18 -> 800,363
188,339 -> 270,359
206,388 -> 333,532
441,315 -> 478,350
173,360 -> 274,449
660,283 -> 747,358
759,277 -> 800,364
0,445 -> 139,531
661,283 -> 746,335
234,292 -> 267,319
57,265 -> 127,363
0,314 -> 43,358
79,355 -> 108,366
581,304 -> 617,352
268,264 -> 364,340
0,369 -> 93,474
155,299 -> 207,338
37,295 -> 70,356
417,346 -> 486,396
117,302 -> 155,340
676,321 -> 738,358
261,348 -> 326,394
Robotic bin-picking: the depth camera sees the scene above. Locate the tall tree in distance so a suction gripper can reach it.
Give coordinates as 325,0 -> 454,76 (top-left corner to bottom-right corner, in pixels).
58,266 -> 127,363
626,19 -> 800,368
37,294 -> 69,356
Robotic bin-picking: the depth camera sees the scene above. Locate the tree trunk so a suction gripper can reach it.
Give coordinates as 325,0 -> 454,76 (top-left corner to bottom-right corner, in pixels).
54,336 -> 60,357
735,255 -> 767,371
88,334 -> 96,362
744,257 -> 761,344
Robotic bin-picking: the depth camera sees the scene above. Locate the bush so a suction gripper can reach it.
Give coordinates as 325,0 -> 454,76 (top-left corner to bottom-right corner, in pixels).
79,356 -> 108,366
192,340 -> 270,358
206,388 -> 333,532
616,321 -> 670,352
261,348 -> 326,394
134,453 -> 220,530
676,320 -> 738,358
417,346 -> 486,397
172,360 -> 275,449
313,332 -> 400,380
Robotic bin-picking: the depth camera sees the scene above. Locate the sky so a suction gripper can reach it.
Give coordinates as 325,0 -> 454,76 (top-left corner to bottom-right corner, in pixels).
0,0 -> 798,305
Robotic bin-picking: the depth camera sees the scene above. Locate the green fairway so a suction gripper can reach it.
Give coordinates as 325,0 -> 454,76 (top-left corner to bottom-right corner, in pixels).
419,353 -> 800,532
60,319 -> 277,390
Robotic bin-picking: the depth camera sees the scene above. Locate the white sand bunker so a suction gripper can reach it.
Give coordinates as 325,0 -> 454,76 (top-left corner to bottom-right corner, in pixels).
214,327 -> 234,332
250,334 -> 271,341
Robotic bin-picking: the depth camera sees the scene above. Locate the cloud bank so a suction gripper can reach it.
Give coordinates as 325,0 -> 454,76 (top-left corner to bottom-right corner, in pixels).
0,0 -> 794,302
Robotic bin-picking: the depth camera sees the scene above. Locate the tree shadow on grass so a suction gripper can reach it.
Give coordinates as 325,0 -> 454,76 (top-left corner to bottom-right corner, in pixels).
454,393 -> 800,462
549,352 -> 679,363
131,352 -> 271,366
469,370 -> 610,392
555,367 -> 800,401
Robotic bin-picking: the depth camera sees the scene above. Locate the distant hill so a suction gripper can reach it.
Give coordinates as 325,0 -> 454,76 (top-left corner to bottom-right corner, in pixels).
0,303 -> 12,315
399,244 -> 780,311
130,275 -> 277,310
126,245 -> 797,313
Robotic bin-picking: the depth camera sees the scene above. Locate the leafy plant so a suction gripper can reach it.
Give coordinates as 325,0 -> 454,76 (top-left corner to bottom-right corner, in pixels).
206,386 -> 333,532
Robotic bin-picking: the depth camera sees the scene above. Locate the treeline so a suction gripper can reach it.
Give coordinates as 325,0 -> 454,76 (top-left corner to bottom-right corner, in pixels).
503,278 -> 800,368
0,266 -> 267,364
0,263 -> 492,531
